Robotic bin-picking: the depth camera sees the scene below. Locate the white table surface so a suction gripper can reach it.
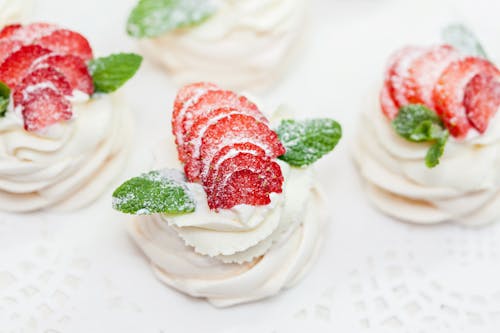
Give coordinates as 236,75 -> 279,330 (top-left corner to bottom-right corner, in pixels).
2,0 -> 500,332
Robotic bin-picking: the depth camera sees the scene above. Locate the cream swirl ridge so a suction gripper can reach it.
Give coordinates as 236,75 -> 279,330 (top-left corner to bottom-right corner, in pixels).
139,0 -> 307,90
0,95 -> 133,212
354,92 -> 500,226
129,161 -> 325,307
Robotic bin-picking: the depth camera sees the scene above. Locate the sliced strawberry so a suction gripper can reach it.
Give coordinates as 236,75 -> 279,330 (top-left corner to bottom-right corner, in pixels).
207,154 -> 283,210
380,82 -> 399,119
0,39 -> 23,65
172,82 -> 219,161
3,23 -> 58,43
37,29 -> 93,61
386,46 -> 426,111
21,87 -> 72,132
0,24 -> 22,39
433,57 -> 500,138
203,142 -> 267,191
209,170 -> 272,210
191,114 -> 285,182
13,67 -> 72,107
0,45 -> 52,88
405,45 -> 460,108
34,54 -> 94,94
464,73 -> 500,133
180,91 -> 266,163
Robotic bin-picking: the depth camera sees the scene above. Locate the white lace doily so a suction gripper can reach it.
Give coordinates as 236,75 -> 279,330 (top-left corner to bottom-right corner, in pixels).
2,0 -> 500,332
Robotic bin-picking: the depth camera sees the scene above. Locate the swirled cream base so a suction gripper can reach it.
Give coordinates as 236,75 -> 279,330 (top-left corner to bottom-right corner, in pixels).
0,94 -> 133,212
0,0 -> 32,26
353,92 -> 500,226
138,0 -> 308,91
129,162 -> 325,307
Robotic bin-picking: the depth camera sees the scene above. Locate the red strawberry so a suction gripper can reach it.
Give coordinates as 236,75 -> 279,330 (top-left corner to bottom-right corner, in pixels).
464,73 -> 500,133
0,24 -> 22,39
202,142 -> 267,189
405,45 -> 460,108
183,108 -> 267,181
0,45 -> 52,88
2,23 -> 57,43
192,114 -> 285,182
380,83 -> 399,119
386,46 -> 426,112
0,39 -> 23,65
210,170 -> 273,209
207,154 -> 283,210
34,54 -> 94,94
21,87 -> 72,132
433,57 -> 500,138
172,82 -> 218,161
13,67 -> 73,107
180,91 -> 266,160
37,29 -> 93,61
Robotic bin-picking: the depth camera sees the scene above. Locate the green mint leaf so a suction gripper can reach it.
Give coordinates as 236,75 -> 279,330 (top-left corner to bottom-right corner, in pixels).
276,118 -> 342,167
442,23 -> 487,59
0,81 -> 10,117
127,0 -> 216,38
88,53 -> 142,93
425,132 -> 449,168
392,104 -> 449,168
112,169 -> 196,215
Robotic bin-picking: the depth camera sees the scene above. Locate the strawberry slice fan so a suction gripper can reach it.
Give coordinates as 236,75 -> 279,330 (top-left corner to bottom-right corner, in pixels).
172,83 -> 286,210
0,23 -> 94,131
381,44 -> 500,139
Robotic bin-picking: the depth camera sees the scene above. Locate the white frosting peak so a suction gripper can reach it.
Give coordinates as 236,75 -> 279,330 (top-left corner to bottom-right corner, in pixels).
138,0 -> 307,90
0,94 -> 133,212
354,90 -> 500,226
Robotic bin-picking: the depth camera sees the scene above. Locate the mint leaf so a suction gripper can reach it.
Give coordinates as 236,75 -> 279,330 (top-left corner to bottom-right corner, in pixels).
276,118 -> 342,167
112,169 -> 196,215
426,133 -> 448,168
0,81 -> 10,117
392,104 -> 449,168
88,53 -> 142,93
442,24 -> 487,58
127,0 -> 216,38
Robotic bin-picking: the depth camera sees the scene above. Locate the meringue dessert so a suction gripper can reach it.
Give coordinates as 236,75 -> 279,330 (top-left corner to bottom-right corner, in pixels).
112,82 -> 341,307
354,25 -> 500,226
0,0 -> 31,27
126,0 -> 307,90
0,23 -> 142,212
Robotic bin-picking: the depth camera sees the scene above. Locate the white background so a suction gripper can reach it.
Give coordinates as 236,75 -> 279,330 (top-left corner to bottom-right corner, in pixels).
2,0 -> 500,332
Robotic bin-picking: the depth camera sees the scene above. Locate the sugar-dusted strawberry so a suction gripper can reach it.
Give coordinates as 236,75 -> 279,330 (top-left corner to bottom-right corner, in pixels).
0,45 -> 52,88
464,73 -> 500,133
201,142 -> 267,186
180,91 -> 266,165
13,67 -> 73,107
37,29 -> 93,61
1,23 -> 57,43
405,45 -> 460,108
172,82 -> 218,161
433,57 -> 500,137
380,82 -> 399,119
34,54 -> 94,94
0,39 -> 23,65
21,87 -> 72,132
206,154 -> 283,210
386,46 -> 426,111
192,114 -> 285,182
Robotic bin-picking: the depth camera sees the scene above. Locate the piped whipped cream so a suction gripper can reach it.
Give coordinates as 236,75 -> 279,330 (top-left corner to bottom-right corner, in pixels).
353,90 -> 500,226
0,0 -> 31,26
129,138 -> 325,307
0,93 -> 133,212
139,0 -> 307,90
